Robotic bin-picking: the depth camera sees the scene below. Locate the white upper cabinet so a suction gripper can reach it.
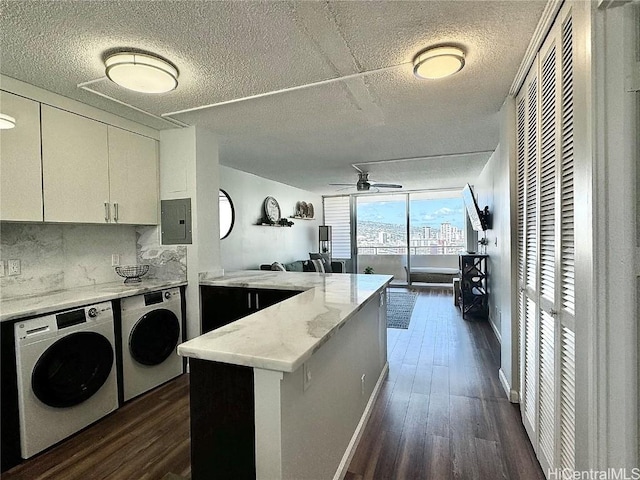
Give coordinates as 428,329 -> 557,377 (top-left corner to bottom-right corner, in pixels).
0,92 -> 43,221
108,126 -> 158,225
41,105 -> 111,223
40,105 -> 159,225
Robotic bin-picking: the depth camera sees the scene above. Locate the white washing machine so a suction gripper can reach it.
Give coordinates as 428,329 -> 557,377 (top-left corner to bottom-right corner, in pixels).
14,302 -> 118,459
120,287 -> 183,402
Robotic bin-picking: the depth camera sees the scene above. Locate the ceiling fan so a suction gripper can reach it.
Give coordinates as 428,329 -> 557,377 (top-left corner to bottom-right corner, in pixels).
330,171 -> 403,192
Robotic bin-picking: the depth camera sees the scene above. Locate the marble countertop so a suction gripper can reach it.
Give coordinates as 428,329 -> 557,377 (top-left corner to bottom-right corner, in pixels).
0,279 -> 187,322
178,270 -> 393,372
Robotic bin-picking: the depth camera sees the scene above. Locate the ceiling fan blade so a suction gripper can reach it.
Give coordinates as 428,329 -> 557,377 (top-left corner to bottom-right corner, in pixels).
370,183 -> 403,189
329,183 -> 355,186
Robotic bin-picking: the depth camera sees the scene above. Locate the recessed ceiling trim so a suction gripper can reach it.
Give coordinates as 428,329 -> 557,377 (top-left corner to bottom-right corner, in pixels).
161,61 -> 410,118
77,77 -> 109,88
353,149 -> 495,167
78,81 -> 189,128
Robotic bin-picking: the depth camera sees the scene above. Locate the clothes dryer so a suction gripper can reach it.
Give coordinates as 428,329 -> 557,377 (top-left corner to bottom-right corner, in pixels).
120,288 -> 183,401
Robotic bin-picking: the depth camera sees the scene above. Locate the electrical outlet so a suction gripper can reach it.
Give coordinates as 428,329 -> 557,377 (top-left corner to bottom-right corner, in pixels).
361,374 -> 366,396
8,259 -> 20,276
111,254 -> 120,267
0,261 -> 5,277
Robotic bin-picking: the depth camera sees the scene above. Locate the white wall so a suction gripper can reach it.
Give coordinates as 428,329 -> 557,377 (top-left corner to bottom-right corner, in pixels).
591,2 -> 638,469
158,126 -> 221,339
473,97 -> 517,401
219,165 -> 322,270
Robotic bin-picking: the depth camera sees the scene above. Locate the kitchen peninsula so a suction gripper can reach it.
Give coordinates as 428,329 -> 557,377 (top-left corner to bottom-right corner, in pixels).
178,271 -> 392,480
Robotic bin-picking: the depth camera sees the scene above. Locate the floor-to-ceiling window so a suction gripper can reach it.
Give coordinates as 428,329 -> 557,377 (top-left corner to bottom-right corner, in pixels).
356,193 -> 408,281
324,190 -> 466,283
409,191 -> 466,278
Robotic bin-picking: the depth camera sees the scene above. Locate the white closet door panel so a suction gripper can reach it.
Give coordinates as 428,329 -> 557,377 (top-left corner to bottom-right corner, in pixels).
539,310 -> 556,467
560,326 -> 576,471
560,14 -> 576,318
517,97 -> 527,286
108,126 -> 158,225
42,106 -> 110,223
516,4 -> 577,475
525,77 -> 539,292
516,96 -> 527,396
0,91 -> 43,221
558,9 -> 576,473
524,297 -> 538,435
539,44 -> 557,305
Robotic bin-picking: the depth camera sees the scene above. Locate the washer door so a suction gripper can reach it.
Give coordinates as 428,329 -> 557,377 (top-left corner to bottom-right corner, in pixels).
129,309 -> 180,366
32,331 -> 114,408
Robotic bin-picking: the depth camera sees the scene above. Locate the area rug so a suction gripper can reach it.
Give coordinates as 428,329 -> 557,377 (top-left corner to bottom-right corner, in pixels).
387,290 -> 418,329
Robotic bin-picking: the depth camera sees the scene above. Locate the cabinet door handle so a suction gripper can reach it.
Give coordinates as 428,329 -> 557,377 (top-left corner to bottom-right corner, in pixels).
104,202 -> 110,222
113,202 -> 119,222
247,292 -> 252,310
255,293 -> 259,310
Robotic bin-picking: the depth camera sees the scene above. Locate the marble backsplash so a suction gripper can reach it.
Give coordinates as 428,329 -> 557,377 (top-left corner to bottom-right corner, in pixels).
0,223 -> 188,299
0,223 -> 137,298
136,226 -> 187,282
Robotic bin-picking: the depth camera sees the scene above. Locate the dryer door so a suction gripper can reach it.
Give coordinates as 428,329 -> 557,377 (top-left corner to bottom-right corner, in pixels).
129,309 -> 180,366
31,331 -> 114,408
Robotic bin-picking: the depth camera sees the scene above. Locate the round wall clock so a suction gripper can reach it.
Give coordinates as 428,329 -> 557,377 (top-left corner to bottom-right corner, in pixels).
263,196 -> 281,223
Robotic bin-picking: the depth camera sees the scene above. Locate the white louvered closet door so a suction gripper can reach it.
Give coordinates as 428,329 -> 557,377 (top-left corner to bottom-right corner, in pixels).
557,9 -> 576,473
516,4 -> 575,476
516,61 -> 540,452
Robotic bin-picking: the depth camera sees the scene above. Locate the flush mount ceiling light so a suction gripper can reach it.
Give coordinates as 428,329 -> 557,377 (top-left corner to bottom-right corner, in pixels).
105,52 -> 178,93
413,46 -> 465,80
0,114 -> 16,129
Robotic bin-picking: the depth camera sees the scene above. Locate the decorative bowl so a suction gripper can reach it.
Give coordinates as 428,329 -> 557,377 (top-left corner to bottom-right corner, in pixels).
115,265 -> 150,284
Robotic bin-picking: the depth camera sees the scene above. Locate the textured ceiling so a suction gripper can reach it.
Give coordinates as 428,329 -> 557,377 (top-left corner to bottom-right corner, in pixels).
0,1 -> 545,194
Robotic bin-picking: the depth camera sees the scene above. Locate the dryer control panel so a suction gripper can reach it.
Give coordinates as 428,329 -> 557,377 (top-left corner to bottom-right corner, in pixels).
121,288 -> 181,312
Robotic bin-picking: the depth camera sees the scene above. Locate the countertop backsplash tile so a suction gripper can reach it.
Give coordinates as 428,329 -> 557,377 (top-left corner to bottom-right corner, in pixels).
136,226 -> 187,282
1,223 -> 137,298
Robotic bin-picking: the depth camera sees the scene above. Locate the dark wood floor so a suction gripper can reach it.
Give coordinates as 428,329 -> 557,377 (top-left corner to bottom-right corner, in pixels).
3,374 -> 191,480
4,288 -> 544,480
345,287 -> 545,480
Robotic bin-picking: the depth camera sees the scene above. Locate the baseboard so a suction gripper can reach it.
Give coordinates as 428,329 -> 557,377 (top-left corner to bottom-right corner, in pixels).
333,361 -> 389,480
489,316 -> 502,344
499,368 -> 520,403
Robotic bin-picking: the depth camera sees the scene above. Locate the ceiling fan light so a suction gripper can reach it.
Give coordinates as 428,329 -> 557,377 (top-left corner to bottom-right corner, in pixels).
105,52 -> 178,93
0,113 -> 16,129
413,46 -> 465,80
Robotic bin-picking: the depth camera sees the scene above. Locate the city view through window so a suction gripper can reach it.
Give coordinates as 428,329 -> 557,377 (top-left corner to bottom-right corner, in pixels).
356,195 -> 466,255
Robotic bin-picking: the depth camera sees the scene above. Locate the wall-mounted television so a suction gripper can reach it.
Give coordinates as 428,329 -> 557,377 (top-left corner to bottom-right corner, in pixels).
462,183 -> 490,231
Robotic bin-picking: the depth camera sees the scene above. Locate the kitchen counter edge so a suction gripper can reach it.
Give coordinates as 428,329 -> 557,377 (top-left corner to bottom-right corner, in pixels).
179,270 -> 393,373
0,279 -> 188,322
